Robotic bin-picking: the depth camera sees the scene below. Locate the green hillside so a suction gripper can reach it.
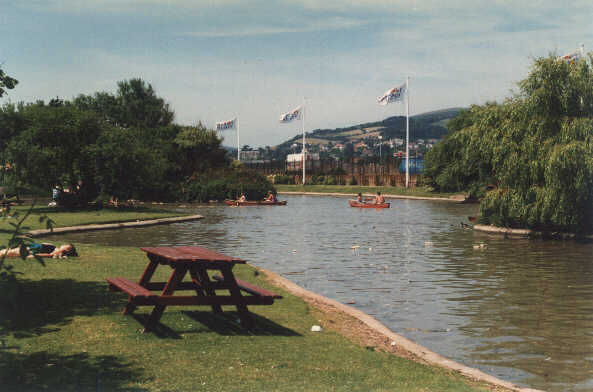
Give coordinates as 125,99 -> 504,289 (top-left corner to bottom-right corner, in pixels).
275,107 -> 462,151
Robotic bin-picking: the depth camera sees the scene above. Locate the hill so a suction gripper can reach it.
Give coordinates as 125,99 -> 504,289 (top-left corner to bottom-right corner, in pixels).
275,107 -> 462,152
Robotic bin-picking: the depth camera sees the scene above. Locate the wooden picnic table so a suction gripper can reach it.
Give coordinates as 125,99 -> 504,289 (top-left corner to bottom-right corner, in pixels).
106,246 -> 282,333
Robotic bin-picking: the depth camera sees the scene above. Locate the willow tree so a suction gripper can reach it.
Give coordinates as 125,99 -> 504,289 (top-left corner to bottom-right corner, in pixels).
425,54 -> 593,233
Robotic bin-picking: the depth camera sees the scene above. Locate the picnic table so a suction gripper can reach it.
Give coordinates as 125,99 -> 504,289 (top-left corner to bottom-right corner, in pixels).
106,246 -> 282,333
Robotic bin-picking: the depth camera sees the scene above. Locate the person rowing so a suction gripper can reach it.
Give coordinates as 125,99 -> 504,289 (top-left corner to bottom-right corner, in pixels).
373,191 -> 385,205
237,193 -> 247,202
264,191 -> 277,203
354,192 -> 366,204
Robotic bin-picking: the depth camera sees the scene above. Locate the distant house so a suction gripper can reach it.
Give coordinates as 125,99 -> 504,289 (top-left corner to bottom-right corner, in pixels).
240,150 -> 260,161
286,152 -> 320,171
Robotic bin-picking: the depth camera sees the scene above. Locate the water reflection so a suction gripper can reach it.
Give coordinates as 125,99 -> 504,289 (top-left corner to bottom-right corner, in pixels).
50,195 -> 593,391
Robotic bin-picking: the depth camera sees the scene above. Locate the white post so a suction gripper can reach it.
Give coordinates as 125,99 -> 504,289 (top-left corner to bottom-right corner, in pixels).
236,117 -> 240,161
302,99 -> 306,185
405,77 -> 410,188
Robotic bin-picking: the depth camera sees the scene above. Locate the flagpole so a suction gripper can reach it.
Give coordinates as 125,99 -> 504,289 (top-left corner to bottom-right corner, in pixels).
302,98 -> 306,185
236,117 -> 240,161
405,76 -> 410,188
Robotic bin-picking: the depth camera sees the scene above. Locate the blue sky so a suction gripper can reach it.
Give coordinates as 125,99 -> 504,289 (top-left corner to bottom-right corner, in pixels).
1,1 -> 591,147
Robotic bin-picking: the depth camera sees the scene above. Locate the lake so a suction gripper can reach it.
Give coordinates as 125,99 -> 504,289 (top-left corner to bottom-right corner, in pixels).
53,195 -> 593,391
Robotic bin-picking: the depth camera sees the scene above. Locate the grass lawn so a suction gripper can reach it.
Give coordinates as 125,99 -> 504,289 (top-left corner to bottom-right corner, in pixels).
0,206 -> 185,245
275,184 -> 457,199
0,209 -> 495,391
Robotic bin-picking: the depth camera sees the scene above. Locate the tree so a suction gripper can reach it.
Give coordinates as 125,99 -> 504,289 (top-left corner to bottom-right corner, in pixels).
72,78 -> 174,129
93,127 -> 170,201
5,105 -> 105,202
115,78 -> 174,128
425,53 -> 593,233
0,67 -> 18,97
174,123 -> 228,177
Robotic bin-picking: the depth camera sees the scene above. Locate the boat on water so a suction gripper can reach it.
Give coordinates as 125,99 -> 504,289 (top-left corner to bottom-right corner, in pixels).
348,200 -> 390,208
224,200 -> 287,206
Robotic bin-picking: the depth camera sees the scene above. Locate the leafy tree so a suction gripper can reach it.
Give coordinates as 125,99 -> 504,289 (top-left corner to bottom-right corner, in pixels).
0,67 -> 18,97
72,78 -> 174,129
115,78 -> 174,128
5,105 -> 105,203
93,127 -> 170,201
425,54 -> 593,233
174,123 -> 228,176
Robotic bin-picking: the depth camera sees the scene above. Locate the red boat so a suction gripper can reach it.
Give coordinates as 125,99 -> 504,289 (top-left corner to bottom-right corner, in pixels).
348,200 -> 390,208
225,200 -> 287,206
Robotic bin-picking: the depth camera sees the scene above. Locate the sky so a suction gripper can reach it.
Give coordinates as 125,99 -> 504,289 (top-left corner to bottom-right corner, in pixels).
1,1 -> 591,147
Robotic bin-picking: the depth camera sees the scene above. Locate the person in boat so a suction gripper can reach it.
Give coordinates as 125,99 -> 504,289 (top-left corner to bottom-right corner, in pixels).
265,191 -> 277,203
355,193 -> 365,203
238,193 -> 247,202
373,191 -> 385,205
0,243 -> 78,259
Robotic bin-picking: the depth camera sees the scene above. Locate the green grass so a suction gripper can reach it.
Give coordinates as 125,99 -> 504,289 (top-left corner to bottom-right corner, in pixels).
275,184 -> 456,199
0,210 -> 493,392
0,206 -> 185,244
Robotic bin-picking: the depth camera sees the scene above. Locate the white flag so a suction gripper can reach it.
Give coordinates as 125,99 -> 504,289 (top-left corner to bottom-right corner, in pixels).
216,118 -> 236,131
280,105 -> 302,123
378,83 -> 406,106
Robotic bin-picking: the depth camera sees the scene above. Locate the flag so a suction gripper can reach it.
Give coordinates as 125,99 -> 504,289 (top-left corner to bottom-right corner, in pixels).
558,44 -> 585,63
378,83 -> 406,106
280,105 -> 302,123
216,118 -> 236,131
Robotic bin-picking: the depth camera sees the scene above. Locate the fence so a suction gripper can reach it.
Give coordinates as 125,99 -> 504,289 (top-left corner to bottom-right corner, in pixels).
242,158 -> 421,187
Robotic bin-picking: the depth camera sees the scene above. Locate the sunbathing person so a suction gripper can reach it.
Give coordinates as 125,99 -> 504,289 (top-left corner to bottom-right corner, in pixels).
0,243 -> 78,259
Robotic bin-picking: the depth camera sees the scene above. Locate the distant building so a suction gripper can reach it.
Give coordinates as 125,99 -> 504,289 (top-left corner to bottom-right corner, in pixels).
286,152 -> 320,171
240,150 -> 260,161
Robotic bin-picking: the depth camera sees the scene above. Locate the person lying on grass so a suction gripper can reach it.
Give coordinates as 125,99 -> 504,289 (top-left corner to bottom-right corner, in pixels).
0,243 -> 78,259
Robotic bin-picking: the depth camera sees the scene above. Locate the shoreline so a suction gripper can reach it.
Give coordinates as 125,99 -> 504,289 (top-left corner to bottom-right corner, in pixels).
473,224 -> 593,240
27,214 -> 203,237
32,215 -> 539,391
278,191 -> 468,202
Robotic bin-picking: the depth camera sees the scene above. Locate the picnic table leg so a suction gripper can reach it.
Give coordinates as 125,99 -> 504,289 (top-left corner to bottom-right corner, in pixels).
144,264 -> 188,333
220,265 -> 254,328
193,266 -> 223,314
123,255 -> 160,315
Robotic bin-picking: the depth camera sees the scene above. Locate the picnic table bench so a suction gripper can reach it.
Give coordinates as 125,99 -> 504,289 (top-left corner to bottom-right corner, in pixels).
106,246 -> 282,332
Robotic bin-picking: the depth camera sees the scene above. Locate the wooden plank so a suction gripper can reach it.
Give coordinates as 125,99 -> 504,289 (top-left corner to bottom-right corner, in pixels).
140,246 -> 245,264
212,275 -> 282,299
106,277 -> 157,298
155,295 -> 275,306
144,281 -> 201,291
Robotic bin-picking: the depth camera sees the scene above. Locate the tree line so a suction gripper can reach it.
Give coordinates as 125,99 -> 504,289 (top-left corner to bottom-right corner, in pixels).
0,77 -> 273,206
424,54 -> 593,234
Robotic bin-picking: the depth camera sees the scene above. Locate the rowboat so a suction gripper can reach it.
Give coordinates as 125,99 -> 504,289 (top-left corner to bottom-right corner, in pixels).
348,200 -> 390,208
224,200 -> 287,206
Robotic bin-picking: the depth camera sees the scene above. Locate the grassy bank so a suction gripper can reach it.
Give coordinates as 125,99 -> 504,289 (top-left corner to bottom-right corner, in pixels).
0,206 -> 184,244
0,209 -> 495,391
275,184 -> 457,199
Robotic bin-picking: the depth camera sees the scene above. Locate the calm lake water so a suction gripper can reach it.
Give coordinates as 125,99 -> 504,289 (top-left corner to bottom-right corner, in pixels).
52,195 -> 593,391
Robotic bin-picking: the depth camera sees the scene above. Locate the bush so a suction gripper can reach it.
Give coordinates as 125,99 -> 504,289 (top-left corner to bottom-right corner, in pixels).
273,175 -> 295,185
185,168 -> 274,202
348,176 -> 358,185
